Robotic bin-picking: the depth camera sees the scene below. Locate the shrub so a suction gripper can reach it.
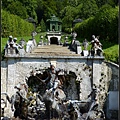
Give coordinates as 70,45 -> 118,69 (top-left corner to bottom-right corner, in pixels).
94,5 -> 118,43
2,10 -> 34,38
103,45 -> 119,64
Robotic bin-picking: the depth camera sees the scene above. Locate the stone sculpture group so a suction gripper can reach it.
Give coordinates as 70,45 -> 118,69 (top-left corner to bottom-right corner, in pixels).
4,32 -> 103,57
70,32 -> 103,56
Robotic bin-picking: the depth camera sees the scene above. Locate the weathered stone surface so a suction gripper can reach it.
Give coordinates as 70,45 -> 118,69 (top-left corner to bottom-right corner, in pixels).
1,61 -> 7,93
1,57 -> 119,119
104,62 -> 119,120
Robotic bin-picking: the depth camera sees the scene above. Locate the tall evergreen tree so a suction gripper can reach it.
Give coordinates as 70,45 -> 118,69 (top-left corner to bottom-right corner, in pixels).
40,19 -> 46,32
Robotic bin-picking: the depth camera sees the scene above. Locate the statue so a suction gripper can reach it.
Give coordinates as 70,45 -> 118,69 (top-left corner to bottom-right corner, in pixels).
90,35 -> 103,56
72,31 -> 77,40
82,39 -> 89,50
4,36 -> 26,56
40,65 -> 66,119
3,82 -> 29,119
63,88 -> 105,120
28,64 -> 67,119
31,31 -> 37,39
19,38 -> 26,48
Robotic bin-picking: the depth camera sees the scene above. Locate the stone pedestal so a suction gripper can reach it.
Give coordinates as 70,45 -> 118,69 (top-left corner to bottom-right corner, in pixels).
83,50 -> 89,56
77,46 -> 82,54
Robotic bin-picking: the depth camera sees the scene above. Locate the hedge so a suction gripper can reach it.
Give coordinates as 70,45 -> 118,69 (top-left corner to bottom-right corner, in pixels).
2,10 -> 34,38
74,5 -> 118,43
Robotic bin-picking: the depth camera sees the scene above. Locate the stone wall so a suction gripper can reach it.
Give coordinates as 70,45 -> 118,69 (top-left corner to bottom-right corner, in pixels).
1,61 -> 7,93
105,62 -> 119,120
1,58 -> 119,119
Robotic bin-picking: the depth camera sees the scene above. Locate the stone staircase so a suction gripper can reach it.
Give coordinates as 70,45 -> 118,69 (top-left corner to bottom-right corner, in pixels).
30,45 -> 78,56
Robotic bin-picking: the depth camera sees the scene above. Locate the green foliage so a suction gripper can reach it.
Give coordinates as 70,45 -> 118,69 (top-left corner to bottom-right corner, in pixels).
68,0 -> 80,7
40,19 -> 46,32
94,5 -> 118,42
56,0 -> 67,15
36,24 -> 41,33
60,6 -> 78,31
6,1 -> 28,19
80,0 -> 98,19
74,17 -> 95,40
2,10 -> 34,38
2,0 -> 38,22
36,0 -> 57,21
60,0 -> 103,32
95,0 -> 118,8
95,0 -> 108,8
74,5 -> 118,42
103,45 -> 119,64
22,0 -> 38,21
75,3 -> 83,19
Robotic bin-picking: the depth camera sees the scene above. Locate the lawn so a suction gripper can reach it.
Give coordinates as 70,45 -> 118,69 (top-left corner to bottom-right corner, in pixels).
103,44 -> 119,64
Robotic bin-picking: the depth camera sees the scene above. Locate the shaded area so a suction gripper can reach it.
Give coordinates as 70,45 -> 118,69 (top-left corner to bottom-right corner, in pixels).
50,37 -> 58,44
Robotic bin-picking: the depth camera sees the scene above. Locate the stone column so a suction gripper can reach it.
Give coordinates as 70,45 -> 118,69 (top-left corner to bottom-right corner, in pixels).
92,59 -> 102,87
6,59 -> 17,117
47,36 -> 50,45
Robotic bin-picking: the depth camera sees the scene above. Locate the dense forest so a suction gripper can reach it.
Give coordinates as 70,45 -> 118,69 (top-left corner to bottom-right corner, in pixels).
2,0 -> 118,41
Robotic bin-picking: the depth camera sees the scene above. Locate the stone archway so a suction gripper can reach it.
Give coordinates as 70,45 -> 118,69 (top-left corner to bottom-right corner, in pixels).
50,37 -> 58,44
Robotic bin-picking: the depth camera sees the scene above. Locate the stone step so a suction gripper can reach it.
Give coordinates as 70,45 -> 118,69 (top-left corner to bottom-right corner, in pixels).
31,45 -> 76,55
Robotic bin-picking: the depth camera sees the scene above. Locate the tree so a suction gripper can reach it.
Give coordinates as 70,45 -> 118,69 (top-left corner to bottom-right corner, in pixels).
94,5 -> 118,42
68,0 -> 82,7
81,0 -> 98,19
6,1 -> 28,19
74,4 -> 118,43
36,0 -> 57,24
40,19 -> 46,32
56,0 -> 66,15
75,3 -> 83,19
60,6 -> 77,31
95,0 -> 118,8
95,0 -> 108,8
18,0 -> 38,21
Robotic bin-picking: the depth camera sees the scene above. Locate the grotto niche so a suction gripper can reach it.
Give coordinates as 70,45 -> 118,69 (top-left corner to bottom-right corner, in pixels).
25,65 -> 80,119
